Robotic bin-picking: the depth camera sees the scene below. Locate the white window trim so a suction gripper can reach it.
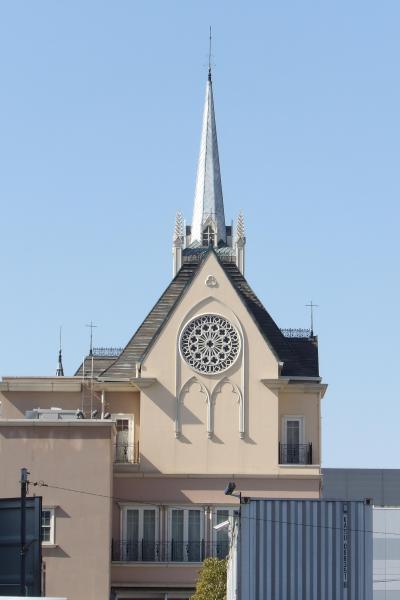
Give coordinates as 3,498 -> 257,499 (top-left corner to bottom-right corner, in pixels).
42,507 -> 55,546
121,504 -> 159,543
281,415 -> 305,444
167,506 -> 205,543
113,413 -> 135,461
212,506 -> 236,540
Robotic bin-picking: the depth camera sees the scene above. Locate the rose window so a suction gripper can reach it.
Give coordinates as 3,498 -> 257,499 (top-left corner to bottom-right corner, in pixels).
180,315 -> 240,374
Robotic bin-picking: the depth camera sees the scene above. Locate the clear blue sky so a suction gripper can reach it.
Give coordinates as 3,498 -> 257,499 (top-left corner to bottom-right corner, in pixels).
1,1 -> 399,468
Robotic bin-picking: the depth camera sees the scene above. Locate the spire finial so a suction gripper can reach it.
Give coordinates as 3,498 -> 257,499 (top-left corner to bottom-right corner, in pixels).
208,26 -> 212,82
56,326 -> 64,377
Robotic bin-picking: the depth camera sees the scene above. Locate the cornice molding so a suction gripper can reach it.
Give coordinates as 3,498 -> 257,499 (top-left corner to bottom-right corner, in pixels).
0,378 -> 81,393
261,378 -> 327,397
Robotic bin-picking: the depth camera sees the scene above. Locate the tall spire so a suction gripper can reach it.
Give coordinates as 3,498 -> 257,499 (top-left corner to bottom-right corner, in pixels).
191,30 -> 226,246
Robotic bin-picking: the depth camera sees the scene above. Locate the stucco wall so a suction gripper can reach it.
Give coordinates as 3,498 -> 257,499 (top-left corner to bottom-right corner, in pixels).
137,253 -> 320,478
0,422 -> 114,600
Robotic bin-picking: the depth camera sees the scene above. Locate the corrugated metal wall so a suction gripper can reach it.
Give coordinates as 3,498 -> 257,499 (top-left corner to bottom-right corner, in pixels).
237,499 -> 373,600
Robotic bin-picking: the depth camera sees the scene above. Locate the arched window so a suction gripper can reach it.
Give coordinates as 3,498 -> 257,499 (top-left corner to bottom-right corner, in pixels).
202,226 -> 215,246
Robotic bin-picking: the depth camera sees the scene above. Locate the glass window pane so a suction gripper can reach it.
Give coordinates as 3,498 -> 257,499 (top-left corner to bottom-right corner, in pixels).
171,510 -> 184,561
188,510 -> 201,562
126,510 -> 139,560
286,420 -> 300,445
216,510 -> 229,559
143,510 -> 156,561
41,510 -> 52,543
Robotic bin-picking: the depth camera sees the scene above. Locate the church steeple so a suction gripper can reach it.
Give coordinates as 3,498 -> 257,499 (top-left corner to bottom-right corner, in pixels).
190,64 -> 226,246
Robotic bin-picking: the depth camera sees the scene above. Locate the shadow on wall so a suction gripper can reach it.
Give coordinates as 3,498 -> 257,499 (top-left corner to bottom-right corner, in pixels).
42,546 -> 70,558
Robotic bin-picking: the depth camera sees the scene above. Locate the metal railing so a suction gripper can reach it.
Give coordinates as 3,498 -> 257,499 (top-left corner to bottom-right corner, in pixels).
112,540 -> 229,563
279,443 -> 313,465
92,347 -> 123,357
280,328 -> 312,338
114,442 -> 140,464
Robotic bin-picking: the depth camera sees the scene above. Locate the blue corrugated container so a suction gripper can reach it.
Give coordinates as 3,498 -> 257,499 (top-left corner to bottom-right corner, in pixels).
227,498 -> 373,600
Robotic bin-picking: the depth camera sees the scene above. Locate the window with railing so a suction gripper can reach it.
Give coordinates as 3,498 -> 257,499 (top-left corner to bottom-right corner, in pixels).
279,416 -> 313,465
169,507 -> 203,562
113,415 -> 139,463
114,506 -> 232,563
121,506 -> 158,561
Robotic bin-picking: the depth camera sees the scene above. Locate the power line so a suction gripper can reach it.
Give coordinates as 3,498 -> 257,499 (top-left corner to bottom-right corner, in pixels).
32,481 -> 400,538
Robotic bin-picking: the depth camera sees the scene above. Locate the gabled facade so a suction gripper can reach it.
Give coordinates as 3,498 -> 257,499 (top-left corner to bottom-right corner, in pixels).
0,64 -> 327,600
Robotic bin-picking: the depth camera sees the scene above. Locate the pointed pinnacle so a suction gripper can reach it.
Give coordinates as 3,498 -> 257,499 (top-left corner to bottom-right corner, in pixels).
236,211 -> 245,240
173,211 -> 184,240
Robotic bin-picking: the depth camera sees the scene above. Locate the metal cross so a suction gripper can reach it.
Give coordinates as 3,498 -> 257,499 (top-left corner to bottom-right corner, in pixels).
85,321 -> 97,356
209,26 -> 212,72
305,301 -> 319,335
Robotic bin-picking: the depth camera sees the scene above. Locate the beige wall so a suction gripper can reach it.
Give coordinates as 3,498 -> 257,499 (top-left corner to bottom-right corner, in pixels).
0,390 -> 82,419
279,388 -> 321,464
0,421 -> 114,600
107,391 -> 140,444
135,252 -> 321,480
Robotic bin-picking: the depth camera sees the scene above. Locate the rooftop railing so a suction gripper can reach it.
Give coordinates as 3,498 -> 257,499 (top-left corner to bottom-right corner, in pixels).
280,328 -> 312,338
92,347 -> 123,357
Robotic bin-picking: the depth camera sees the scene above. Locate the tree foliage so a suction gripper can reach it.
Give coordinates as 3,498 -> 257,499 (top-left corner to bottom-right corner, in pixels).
191,557 -> 227,600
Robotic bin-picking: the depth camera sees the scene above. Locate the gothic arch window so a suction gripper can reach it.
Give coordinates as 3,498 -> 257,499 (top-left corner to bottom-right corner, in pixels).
202,226 -> 216,247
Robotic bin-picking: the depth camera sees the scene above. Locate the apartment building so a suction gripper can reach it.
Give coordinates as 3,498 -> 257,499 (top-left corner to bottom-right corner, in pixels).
0,64 -> 327,600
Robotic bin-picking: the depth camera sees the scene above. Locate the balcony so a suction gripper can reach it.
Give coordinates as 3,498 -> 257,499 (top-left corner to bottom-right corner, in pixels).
112,540 -> 229,563
114,442 -> 140,464
279,443 -> 313,465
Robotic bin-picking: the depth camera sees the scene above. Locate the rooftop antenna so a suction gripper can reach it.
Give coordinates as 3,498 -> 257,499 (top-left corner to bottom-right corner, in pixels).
85,321 -> 97,356
56,326 -> 64,377
305,301 -> 319,336
208,26 -> 212,81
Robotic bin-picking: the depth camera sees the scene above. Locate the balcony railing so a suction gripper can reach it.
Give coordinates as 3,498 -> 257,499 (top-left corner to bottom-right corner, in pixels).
111,540 -> 229,563
114,442 -> 140,464
279,443 -> 313,465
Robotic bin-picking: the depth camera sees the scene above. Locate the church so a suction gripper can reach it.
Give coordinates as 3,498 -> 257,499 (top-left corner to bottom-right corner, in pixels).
0,61 -> 327,600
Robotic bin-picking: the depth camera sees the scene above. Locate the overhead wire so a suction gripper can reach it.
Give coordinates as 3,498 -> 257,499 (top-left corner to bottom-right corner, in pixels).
31,480 -> 400,538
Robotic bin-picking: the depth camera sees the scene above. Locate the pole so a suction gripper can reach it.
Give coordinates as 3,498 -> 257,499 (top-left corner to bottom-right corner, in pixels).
20,467 -> 29,596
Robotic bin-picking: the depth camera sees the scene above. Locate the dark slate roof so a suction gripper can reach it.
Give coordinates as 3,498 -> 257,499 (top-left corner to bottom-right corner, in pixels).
99,250 -> 318,379
74,355 -> 117,377
183,245 -> 235,259
100,262 -> 201,379
220,263 -> 319,377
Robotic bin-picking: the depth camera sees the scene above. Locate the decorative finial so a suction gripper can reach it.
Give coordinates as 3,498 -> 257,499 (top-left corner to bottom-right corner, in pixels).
236,211 -> 245,241
85,321 -> 97,356
305,301 -> 319,336
56,326 -> 64,377
173,211 -> 184,241
208,26 -> 212,82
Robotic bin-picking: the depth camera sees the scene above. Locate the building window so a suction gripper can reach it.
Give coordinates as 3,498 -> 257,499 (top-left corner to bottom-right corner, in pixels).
202,226 -> 215,247
113,414 -> 135,463
121,506 -> 159,561
42,508 -> 55,545
213,507 -> 235,559
168,507 -> 204,562
280,416 -> 312,464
